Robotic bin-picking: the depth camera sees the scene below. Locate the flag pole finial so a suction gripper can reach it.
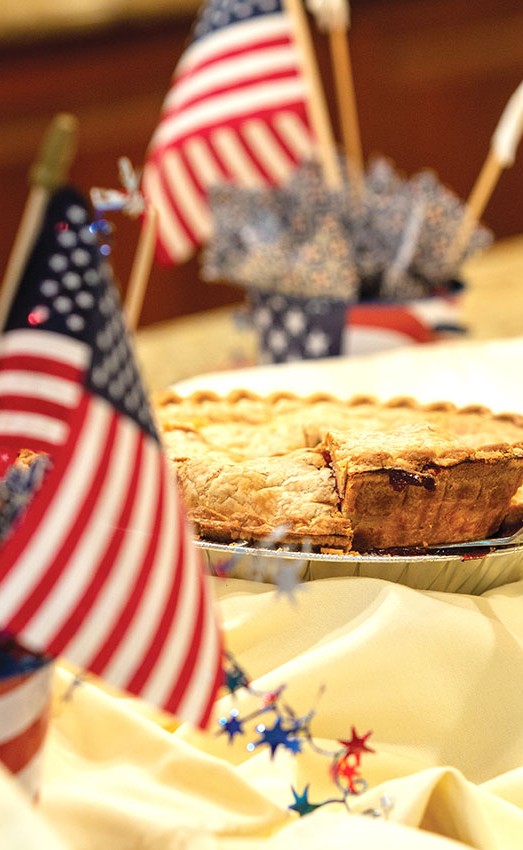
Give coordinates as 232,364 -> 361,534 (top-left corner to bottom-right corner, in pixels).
0,113 -> 79,333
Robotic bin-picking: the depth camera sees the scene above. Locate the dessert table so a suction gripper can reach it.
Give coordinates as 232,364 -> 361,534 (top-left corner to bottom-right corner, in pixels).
4,235 -> 523,849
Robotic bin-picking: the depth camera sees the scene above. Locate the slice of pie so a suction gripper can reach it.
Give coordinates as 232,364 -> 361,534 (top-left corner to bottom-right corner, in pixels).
155,391 -> 523,552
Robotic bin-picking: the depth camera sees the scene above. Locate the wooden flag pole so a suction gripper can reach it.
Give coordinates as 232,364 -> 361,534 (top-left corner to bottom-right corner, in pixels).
0,113 -> 79,332
449,81 -> 523,265
329,27 -> 364,184
309,0 -> 363,187
283,0 -> 341,187
124,206 -> 159,332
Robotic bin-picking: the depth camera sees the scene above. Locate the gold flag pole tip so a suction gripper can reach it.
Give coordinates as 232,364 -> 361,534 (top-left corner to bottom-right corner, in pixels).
29,113 -> 80,191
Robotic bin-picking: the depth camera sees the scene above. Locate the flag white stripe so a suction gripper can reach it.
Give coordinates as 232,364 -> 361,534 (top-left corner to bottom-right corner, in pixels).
141,164 -> 195,261
24,412 -> 136,645
177,15 -> 290,75
61,435 -> 158,666
0,411 -> 68,445
162,150 -> 213,239
0,329 -> 90,369
274,112 -> 315,159
167,46 -> 301,112
0,664 -> 52,744
0,371 -> 81,408
151,79 -> 309,150
140,487 -> 201,705
101,452 -> 176,685
0,402 -> 109,624
212,128 -> 264,186
185,137 -> 225,186
170,569 -> 221,722
242,119 -> 295,182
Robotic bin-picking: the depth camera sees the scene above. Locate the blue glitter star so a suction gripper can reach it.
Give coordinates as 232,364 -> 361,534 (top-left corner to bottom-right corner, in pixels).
252,717 -> 302,758
218,710 -> 244,742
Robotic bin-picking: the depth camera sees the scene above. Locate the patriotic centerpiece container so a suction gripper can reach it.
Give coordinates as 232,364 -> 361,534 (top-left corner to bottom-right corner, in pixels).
202,158 -> 492,363
0,636 -> 52,800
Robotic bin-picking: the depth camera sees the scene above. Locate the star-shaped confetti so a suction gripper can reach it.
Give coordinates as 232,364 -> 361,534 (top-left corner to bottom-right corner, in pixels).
216,655 -> 378,817
338,728 -> 375,761
251,717 -> 302,758
218,709 -> 244,742
289,785 -> 324,816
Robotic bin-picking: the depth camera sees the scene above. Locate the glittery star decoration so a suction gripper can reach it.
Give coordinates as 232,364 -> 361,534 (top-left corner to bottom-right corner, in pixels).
217,653 -> 379,817
289,785 -> 324,816
274,560 -> 303,599
222,654 -> 250,694
0,453 -> 51,543
332,753 -> 366,795
338,727 -> 375,761
90,157 -> 145,219
203,156 -> 493,307
218,709 -> 244,742
250,717 -> 302,758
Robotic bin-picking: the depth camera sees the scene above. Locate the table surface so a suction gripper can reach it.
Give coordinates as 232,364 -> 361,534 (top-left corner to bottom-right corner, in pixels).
135,234 -> 523,392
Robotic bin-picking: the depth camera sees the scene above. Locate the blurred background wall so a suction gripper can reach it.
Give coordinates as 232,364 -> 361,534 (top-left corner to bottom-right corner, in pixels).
1,0 -> 522,326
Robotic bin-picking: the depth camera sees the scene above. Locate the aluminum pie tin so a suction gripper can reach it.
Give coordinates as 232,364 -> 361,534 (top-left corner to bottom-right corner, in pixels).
196,539 -> 523,595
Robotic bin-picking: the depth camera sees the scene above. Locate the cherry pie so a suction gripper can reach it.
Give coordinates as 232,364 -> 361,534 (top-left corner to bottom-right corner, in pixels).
155,391 -> 523,552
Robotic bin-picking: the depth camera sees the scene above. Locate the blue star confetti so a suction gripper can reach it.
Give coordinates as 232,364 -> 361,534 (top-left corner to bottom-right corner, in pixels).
218,652 -> 388,817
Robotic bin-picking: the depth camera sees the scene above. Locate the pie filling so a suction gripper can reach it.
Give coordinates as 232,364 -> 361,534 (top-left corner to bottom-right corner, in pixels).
155,391 -> 523,553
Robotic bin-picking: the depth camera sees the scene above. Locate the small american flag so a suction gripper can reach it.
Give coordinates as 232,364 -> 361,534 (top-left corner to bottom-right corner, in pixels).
142,0 -> 315,264
0,187 -> 222,726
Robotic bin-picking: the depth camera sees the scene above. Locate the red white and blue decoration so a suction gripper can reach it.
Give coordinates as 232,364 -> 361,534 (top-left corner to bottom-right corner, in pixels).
142,0 -> 315,265
0,187 -> 222,727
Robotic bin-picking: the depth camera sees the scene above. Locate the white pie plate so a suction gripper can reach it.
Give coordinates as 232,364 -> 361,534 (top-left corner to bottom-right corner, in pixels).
196,539 -> 523,595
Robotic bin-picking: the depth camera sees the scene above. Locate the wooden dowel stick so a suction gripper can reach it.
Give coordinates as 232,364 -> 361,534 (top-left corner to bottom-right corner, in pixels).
0,113 -> 78,332
450,149 -> 502,264
328,27 -> 364,187
283,0 -> 341,187
448,81 -> 523,266
124,207 -> 159,331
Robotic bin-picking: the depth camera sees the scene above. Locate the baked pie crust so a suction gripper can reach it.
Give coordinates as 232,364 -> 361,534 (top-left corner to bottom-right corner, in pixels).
154,390 -> 523,552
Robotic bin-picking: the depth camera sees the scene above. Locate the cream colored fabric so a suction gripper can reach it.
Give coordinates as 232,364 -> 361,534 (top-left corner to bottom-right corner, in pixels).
29,575 -> 523,849
5,337 -> 523,848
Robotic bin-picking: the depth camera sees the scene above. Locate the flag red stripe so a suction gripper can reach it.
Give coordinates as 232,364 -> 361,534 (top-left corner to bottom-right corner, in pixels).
153,156 -> 208,248
162,571 -> 205,708
125,501 -> 186,693
0,355 -> 82,384
86,449 -> 165,675
0,435 -> 65,455
176,32 -> 294,79
164,65 -> 303,116
198,626 -> 224,728
44,426 -> 144,654
0,396 -> 91,585
0,395 -> 74,424
6,406 -> 118,634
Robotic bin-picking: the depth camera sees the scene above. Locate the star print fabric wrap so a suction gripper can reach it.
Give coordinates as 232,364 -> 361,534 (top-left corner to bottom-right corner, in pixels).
249,290 -> 348,363
202,157 -> 493,302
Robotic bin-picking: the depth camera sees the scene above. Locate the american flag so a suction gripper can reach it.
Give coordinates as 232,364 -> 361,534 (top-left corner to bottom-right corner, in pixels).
142,0 -> 315,264
0,187 -> 222,727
